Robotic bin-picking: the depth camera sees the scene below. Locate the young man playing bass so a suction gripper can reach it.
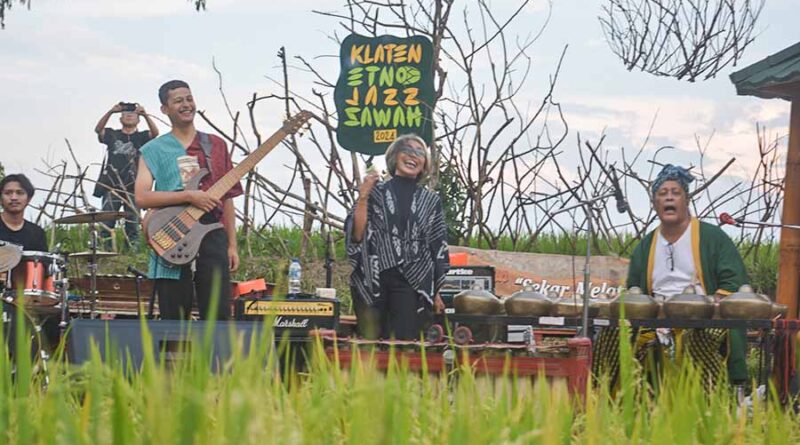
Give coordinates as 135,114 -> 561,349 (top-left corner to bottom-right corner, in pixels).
134,80 -> 242,320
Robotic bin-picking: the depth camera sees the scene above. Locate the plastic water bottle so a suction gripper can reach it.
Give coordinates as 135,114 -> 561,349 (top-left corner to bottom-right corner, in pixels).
288,259 -> 302,297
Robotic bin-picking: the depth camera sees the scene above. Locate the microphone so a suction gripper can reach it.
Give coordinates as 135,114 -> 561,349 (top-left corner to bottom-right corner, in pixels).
719,213 -> 738,226
127,265 -> 147,278
718,212 -> 800,231
365,157 -> 376,174
610,167 -> 628,214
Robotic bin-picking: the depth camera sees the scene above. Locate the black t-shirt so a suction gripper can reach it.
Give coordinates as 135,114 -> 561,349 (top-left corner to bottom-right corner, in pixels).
388,176 -> 417,235
101,128 -> 152,189
0,217 -> 48,251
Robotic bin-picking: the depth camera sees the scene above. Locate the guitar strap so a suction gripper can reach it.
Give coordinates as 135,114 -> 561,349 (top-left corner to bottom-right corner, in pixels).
198,131 -> 214,176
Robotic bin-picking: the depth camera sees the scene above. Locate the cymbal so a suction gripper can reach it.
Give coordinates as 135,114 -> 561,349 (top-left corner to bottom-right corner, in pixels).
0,241 -> 23,272
68,251 -> 119,260
54,211 -> 128,225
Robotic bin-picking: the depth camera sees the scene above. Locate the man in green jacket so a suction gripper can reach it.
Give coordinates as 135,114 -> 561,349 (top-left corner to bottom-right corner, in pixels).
596,164 -> 748,385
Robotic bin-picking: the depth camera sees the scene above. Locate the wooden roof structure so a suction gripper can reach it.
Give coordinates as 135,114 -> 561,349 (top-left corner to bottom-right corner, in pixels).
731,42 -> 800,318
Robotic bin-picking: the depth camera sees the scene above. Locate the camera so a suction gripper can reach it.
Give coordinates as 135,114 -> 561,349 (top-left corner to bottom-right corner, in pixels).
119,102 -> 137,112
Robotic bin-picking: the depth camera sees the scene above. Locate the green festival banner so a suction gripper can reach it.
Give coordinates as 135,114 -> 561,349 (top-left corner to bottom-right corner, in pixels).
334,34 -> 435,155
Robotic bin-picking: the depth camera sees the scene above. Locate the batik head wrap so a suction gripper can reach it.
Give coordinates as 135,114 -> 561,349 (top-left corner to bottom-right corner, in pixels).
651,164 -> 694,197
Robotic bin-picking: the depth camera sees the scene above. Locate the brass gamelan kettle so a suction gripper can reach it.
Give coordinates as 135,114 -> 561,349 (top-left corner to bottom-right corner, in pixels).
551,293 -> 599,318
453,283 -> 504,315
663,285 -> 715,319
718,284 -> 784,319
609,286 -> 660,319
504,284 -> 553,317
770,298 -> 788,319
589,293 -> 613,318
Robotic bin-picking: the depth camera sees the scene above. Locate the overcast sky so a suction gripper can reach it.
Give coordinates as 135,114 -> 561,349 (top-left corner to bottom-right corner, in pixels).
1,0 -> 798,223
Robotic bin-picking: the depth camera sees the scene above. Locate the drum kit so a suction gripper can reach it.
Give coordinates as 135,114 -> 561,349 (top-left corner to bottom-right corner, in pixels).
0,210 -> 124,358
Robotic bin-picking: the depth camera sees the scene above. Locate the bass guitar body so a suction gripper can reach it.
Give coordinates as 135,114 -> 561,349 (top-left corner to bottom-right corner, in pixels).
143,169 -> 222,266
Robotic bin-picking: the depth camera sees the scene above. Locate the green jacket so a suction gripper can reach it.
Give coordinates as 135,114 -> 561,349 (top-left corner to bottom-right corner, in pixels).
626,217 -> 750,382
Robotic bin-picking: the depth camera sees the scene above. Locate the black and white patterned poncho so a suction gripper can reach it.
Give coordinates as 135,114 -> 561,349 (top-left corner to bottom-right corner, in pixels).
345,181 -> 450,308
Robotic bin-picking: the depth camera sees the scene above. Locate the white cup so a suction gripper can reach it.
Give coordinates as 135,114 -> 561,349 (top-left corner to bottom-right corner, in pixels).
177,155 -> 200,188
315,288 -> 337,299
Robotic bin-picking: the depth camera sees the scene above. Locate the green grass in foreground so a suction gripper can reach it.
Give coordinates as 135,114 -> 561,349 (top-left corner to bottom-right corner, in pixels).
1,307 -> 799,444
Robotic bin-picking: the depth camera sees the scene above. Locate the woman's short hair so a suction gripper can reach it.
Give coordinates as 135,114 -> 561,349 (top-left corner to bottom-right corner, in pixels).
384,133 -> 431,182
0,173 -> 35,199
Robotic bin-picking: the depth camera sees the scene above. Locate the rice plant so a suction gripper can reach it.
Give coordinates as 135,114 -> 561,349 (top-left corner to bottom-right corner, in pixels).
1,307 -> 798,445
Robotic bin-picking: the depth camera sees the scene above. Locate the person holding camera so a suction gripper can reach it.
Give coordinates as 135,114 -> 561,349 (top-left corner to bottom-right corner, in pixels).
93,102 -> 159,250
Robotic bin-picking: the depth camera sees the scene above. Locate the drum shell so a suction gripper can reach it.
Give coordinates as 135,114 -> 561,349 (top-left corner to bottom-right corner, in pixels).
1,300 -> 42,361
6,251 -> 64,306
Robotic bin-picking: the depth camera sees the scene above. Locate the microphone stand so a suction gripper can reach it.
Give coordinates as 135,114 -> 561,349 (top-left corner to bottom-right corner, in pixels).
134,273 -> 143,319
126,266 -> 148,319
147,283 -> 157,319
324,231 -> 333,288
727,219 -> 800,231
524,190 -> 617,337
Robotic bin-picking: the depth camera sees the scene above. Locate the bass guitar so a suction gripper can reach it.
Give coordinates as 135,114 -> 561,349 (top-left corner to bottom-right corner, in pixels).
144,110 -> 311,266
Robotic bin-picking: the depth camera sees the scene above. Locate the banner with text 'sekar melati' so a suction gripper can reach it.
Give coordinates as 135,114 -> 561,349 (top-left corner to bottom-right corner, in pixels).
334,34 -> 435,156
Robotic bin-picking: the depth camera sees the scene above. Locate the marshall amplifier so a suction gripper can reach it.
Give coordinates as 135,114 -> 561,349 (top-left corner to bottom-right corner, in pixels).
439,266 -> 495,314
234,296 -> 340,336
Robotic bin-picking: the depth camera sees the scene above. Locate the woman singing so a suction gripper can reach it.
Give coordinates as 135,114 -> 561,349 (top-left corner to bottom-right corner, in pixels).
346,134 -> 450,340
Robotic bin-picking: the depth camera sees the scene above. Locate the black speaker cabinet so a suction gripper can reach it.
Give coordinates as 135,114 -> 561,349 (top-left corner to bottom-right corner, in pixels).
439,266 -> 496,312
67,319 -> 304,370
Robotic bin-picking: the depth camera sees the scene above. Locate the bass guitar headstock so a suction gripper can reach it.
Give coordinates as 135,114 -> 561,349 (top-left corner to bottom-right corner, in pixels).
282,110 -> 313,135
